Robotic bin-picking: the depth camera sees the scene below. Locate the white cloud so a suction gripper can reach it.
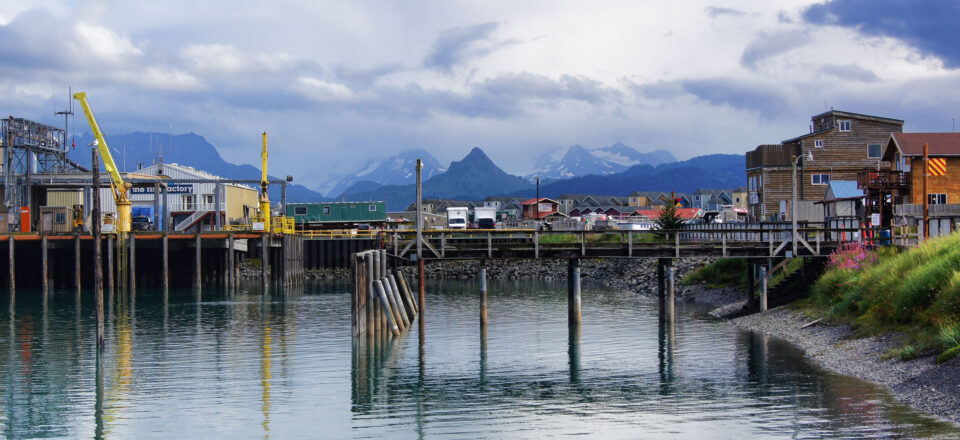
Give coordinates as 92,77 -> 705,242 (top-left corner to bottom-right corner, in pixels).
71,22 -> 141,62
293,77 -> 355,102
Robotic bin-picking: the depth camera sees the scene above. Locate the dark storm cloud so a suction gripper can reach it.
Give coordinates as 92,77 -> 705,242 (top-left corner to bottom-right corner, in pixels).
423,22 -> 517,72
740,30 -> 809,69
804,0 -> 960,68
681,78 -> 787,116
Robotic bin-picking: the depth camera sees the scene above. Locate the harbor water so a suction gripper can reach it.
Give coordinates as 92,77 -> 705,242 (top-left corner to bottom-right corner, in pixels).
1,279 -> 958,439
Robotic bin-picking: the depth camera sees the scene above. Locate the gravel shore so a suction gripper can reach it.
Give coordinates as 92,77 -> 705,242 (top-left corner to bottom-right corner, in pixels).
731,306 -> 960,424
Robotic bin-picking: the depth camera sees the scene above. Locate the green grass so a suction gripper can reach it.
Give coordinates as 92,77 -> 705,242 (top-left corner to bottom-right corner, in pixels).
802,233 -> 960,363
682,258 -> 749,290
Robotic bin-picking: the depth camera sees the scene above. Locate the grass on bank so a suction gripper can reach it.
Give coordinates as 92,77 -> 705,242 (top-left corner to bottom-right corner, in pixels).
802,234 -> 960,363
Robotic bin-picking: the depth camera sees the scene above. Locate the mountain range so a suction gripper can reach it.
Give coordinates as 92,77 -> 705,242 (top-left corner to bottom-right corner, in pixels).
328,149 -> 446,198
528,143 -> 676,181
67,132 -> 325,202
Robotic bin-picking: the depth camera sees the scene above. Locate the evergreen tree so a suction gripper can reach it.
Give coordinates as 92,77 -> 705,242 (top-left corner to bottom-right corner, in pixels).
655,203 -> 684,231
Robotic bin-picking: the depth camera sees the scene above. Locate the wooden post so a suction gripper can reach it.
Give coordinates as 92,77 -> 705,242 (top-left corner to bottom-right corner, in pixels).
194,232 -> 202,291
162,233 -> 169,293
261,234 -> 269,291
228,233 -> 235,290
128,233 -> 136,293
666,264 -> 675,323
479,263 -> 487,327
388,273 -> 412,322
418,259 -> 425,321
41,235 -> 48,294
760,265 -> 768,312
75,233 -> 82,295
395,268 -> 418,316
92,148 -> 104,349
384,276 -> 408,330
7,235 -> 13,292
747,262 -> 757,309
657,258 -> 666,318
365,252 -> 377,335
568,259 -> 581,324
374,280 -> 400,336
107,234 -> 114,293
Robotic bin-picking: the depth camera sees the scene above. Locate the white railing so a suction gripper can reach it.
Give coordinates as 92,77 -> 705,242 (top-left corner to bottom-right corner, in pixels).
168,202 -> 226,212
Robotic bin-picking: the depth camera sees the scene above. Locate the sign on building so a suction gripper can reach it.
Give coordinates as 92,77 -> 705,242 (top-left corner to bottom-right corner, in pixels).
130,183 -> 194,194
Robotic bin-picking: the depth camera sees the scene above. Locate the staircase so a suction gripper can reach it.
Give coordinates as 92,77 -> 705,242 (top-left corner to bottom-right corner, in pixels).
175,210 -> 212,232
766,258 -> 826,309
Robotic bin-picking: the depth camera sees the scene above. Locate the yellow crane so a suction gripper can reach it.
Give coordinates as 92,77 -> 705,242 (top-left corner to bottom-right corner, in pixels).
73,92 -> 132,233
259,132 -> 271,233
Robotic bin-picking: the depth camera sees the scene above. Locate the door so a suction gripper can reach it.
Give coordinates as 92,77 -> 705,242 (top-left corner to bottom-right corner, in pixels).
42,212 -> 53,232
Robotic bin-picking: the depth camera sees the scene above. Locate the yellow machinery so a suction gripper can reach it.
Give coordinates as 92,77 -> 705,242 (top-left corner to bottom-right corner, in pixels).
72,204 -> 84,232
73,92 -> 132,233
259,132 -> 271,233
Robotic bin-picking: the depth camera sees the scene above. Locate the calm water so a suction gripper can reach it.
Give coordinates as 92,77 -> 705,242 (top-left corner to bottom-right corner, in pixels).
1,279 -> 958,439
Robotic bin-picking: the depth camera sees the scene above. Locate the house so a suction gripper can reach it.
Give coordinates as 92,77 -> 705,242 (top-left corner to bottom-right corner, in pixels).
819,180 -> 865,241
628,191 -> 669,207
522,198 -> 560,219
483,196 -> 524,220
731,187 -> 748,210
866,133 -> 960,233
747,110 -> 904,221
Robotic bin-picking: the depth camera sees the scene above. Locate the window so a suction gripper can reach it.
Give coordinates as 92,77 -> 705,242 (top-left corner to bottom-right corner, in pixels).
815,139 -> 823,148
54,212 -> 66,224
838,120 -> 851,132
322,206 -> 331,215
748,176 -> 757,191
735,197 -> 741,204
368,204 -> 377,212
203,194 -> 214,205
811,174 -> 830,185
929,194 -> 947,205
294,206 -> 307,215
868,144 -> 882,158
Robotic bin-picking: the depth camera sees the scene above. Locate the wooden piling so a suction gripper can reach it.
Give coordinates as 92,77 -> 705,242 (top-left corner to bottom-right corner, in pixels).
387,274 -> 411,325
106,235 -> 114,293
395,269 -> 417,316
194,232 -> 202,291
162,233 -> 169,293
374,280 -> 400,336
666,264 -> 675,322
568,259 -> 581,324
228,233 -> 235,290
657,258 -> 666,318
41,235 -> 48,294
129,233 -> 136,293
6,235 -> 12,292
365,252 -> 377,335
418,259 -> 425,318
759,265 -> 768,312
75,233 -> 82,294
479,265 -> 487,327
261,234 -> 269,291
383,276 -> 407,331
92,147 -> 105,349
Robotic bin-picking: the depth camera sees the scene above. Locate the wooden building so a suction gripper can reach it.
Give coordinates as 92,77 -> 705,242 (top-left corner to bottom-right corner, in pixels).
747,110 -> 903,221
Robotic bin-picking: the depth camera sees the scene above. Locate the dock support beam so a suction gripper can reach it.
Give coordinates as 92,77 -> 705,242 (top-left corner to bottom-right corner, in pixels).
107,235 -> 114,293
261,234 -> 268,291
75,234 -> 82,295
194,232 -> 202,291
129,233 -> 136,293
162,233 -> 169,294
568,259 -> 581,324
666,264 -> 676,322
658,258 -> 674,322
759,265 -> 768,312
7,236 -> 13,292
479,262 -> 487,327
227,233 -> 235,290
41,235 -> 48,294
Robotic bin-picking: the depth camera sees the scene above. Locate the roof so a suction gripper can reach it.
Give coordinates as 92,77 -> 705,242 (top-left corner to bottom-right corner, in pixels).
810,109 -> 904,126
631,208 -> 702,219
522,197 -> 559,205
887,133 -> 960,157
825,181 -> 863,201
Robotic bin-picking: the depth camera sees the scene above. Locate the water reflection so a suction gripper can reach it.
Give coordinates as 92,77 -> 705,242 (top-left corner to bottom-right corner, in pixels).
1,280 -> 958,439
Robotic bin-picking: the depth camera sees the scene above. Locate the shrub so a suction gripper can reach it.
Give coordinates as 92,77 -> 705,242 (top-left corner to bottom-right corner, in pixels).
827,242 -> 877,271
897,345 -> 919,361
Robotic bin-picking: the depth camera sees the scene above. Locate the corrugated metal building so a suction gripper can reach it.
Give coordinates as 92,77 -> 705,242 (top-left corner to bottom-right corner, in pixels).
287,201 -> 386,227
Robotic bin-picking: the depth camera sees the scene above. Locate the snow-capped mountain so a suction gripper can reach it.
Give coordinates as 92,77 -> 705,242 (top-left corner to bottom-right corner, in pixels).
327,149 -> 447,197
528,143 -> 676,180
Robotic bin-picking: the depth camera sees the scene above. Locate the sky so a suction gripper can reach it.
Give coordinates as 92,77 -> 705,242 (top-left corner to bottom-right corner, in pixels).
2,0 -> 960,194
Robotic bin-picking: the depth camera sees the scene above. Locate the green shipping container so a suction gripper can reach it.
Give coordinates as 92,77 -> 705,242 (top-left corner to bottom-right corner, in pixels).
286,201 -> 386,225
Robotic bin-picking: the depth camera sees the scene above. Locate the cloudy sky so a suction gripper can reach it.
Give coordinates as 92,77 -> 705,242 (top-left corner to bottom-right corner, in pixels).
2,0 -> 959,193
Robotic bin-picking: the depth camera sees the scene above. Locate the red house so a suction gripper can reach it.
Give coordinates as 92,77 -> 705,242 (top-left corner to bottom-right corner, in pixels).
522,198 -> 560,219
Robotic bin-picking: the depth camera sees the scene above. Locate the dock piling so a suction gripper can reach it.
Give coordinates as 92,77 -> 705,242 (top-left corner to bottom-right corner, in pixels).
106,235 -> 114,293
568,259 -> 581,324
75,233 -> 81,295
261,234 -> 268,291
374,280 -> 400,336
162,233 -> 169,293
759,265 -> 768,312
479,263 -> 487,327
129,233 -> 136,293
666,264 -> 675,322
194,232 -> 202,291
41,235 -> 48,294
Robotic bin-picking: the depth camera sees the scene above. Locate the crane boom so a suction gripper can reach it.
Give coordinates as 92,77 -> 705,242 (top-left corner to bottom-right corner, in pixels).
73,91 -> 132,232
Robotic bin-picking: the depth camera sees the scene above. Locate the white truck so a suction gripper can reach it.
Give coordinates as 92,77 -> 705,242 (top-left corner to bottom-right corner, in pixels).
473,206 -> 497,229
447,207 -> 469,229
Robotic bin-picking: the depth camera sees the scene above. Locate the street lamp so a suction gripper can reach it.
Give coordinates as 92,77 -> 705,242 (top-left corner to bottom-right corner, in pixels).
792,151 -> 814,256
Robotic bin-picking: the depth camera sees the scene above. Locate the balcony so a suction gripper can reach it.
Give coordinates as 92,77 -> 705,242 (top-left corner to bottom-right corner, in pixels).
857,171 -> 909,191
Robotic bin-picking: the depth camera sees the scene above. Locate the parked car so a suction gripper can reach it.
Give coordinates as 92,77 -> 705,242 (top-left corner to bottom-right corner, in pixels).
131,216 -> 153,231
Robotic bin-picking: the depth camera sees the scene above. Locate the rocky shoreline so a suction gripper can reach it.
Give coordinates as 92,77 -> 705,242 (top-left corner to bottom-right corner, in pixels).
677,284 -> 960,424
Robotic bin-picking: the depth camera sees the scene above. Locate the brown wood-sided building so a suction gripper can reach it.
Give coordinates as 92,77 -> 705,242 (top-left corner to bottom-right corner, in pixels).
879,133 -> 960,205
746,110 -> 903,221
